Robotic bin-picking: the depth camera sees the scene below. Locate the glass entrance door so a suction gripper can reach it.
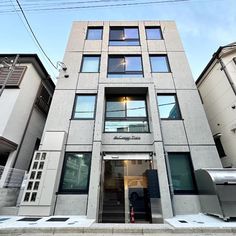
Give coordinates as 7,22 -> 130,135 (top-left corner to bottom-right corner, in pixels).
100,159 -> 152,223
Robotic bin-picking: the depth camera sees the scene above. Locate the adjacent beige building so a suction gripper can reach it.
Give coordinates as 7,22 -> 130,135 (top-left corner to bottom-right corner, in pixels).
196,43 -> 236,168
0,54 -> 54,212
18,21 -> 222,223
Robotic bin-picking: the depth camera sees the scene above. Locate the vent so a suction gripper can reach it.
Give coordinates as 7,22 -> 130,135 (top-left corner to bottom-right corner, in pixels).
17,217 -> 41,222
46,217 -> 69,222
0,66 -> 27,87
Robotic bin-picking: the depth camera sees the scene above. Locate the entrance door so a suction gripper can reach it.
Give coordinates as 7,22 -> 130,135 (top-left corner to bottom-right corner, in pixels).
100,159 -> 152,223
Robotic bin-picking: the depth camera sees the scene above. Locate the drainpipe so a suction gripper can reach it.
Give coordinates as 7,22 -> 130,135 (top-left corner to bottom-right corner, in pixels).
218,56 -> 236,96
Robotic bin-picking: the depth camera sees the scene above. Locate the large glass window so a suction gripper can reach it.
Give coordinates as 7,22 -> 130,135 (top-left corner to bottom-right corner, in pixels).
59,153 -> 91,193
150,55 -> 170,72
108,55 -> 143,78
73,95 -> 96,119
86,27 -> 103,40
105,96 -> 148,132
157,94 -> 181,119
81,55 -> 100,72
109,27 -> 139,46
168,153 -> 197,194
146,27 -> 162,40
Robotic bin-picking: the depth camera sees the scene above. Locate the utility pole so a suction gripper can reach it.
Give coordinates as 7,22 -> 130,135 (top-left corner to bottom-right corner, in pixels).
0,54 -> 20,97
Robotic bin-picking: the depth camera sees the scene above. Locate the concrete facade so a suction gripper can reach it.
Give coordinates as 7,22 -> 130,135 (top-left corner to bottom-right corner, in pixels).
0,54 -> 54,209
19,21 -> 221,223
196,43 -> 236,168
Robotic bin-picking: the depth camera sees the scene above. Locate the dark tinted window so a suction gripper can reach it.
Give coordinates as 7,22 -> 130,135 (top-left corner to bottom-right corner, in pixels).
59,153 -> 91,193
150,55 -> 170,72
146,27 -> 162,40
168,153 -> 197,194
86,27 -> 103,40
109,27 -> 139,46
214,137 -> 226,158
73,95 -> 96,119
157,94 -> 181,119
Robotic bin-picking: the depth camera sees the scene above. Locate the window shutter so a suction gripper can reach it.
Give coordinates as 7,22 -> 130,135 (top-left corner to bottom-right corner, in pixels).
0,66 -> 27,87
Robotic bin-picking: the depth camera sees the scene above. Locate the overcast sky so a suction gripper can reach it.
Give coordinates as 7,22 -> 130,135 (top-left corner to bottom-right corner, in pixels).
0,0 -> 235,82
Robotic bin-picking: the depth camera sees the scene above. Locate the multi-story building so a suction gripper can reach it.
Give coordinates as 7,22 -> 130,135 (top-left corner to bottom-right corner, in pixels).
0,54 -> 54,211
196,43 -> 236,168
19,21 -> 222,223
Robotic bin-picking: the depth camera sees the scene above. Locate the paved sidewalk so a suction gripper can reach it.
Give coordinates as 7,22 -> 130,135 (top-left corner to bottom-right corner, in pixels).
0,214 -> 236,235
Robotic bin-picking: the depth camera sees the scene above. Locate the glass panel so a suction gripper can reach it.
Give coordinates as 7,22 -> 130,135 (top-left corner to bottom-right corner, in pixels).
87,28 -> 102,40
157,95 -> 181,119
106,100 -> 125,118
127,99 -> 146,117
108,57 -> 125,73
125,57 -> 142,72
168,153 -> 196,192
60,153 -> 91,192
109,41 -> 139,46
108,74 -> 143,78
150,56 -> 169,72
146,28 -> 162,40
81,56 -> 100,72
124,28 -> 139,39
110,29 -> 123,40
73,95 -> 96,119
105,121 -> 148,133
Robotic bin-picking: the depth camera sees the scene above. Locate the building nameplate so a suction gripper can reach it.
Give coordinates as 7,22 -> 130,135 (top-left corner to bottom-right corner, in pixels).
113,136 -> 141,141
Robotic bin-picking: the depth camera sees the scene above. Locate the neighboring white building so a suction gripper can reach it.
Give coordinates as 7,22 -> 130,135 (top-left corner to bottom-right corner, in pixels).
18,21 -> 221,223
0,54 -> 55,211
196,43 -> 236,168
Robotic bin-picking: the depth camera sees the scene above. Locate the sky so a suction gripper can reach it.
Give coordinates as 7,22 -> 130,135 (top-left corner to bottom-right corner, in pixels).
0,0 -> 236,83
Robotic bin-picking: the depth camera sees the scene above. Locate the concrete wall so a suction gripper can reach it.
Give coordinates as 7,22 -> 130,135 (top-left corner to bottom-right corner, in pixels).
197,50 -> 236,167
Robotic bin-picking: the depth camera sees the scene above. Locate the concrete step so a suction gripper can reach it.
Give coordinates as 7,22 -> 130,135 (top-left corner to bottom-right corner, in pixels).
0,206 -> 19,215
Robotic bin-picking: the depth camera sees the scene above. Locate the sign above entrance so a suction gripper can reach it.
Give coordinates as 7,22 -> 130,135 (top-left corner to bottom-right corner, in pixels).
113,135 -> 141,141
103,153 -> 151,160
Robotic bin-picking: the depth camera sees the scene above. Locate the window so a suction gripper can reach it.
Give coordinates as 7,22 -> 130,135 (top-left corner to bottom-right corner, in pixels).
109,27 -> 140,46
72,95 -> 96,119
168,153 -> 197,194
59,153 -> 91,193
157,94 -> 181,119
81,56 -> 100,72
146,27 -> 162,40
214,136 -> 226,158
86,27 -> 103,40
150,55 -> 170,72
108,55 -> 143,78
105,96 -> 149,132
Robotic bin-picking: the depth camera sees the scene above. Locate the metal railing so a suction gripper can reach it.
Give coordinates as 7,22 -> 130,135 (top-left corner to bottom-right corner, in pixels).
0,165 -> 26,188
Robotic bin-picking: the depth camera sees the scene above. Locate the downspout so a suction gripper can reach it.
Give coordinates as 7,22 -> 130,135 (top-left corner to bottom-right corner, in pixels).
218,56 -> 236,96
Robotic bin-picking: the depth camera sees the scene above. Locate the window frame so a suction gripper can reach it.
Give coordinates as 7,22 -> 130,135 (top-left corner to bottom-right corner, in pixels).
72,94 -> 97,120
149,54 -> 171,73
157,93 -> 182,120
145,26 -> 163,40
109,27 -> 140,46
80,55 -> 101,73
58,152 -> 92,194
104,95 -> 149,133
86,27 -> 103,40
107,55 -> 144,77
168,152 -> 198,195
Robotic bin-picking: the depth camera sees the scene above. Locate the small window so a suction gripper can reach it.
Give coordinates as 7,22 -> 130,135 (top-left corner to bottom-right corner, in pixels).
150,55 -> 170,72
108,55 -> 143,78
109,27 -> 139,46
157,94 -> 181,119
81,56 -> 100,72
86,27 -> 103,40
168,153 -> 197,194
214,137 -> 226,158
59,153 -> 92,193
146,27 -> 162,40
73,95 -> 96,119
